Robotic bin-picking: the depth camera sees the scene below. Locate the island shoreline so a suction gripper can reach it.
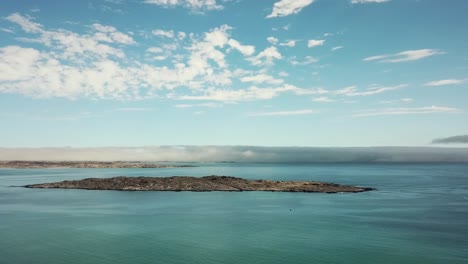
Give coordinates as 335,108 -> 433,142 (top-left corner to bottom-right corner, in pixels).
25,176 -> 375,193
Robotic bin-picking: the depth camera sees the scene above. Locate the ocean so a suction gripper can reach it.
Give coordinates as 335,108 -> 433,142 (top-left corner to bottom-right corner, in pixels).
1,163 -> 467,264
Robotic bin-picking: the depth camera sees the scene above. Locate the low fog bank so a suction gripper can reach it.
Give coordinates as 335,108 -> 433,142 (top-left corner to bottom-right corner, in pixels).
432,135 -> 468,144
1,146 -> 468,163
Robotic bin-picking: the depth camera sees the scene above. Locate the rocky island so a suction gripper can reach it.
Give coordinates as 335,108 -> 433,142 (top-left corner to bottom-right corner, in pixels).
25,175 -> 374,193
0,161 -> 195,169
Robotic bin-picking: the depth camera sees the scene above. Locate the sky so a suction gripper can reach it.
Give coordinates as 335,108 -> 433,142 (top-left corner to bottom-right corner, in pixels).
0,0 -> 467,148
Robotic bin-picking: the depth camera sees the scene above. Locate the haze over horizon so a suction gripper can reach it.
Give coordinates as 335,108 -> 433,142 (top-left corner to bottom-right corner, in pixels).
1,0 -> 467,147
1,146 -> 468,163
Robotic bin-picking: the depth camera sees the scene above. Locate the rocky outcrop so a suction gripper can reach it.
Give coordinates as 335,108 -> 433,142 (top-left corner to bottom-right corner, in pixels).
25,175 -> 374,193
0,161 -> 194,169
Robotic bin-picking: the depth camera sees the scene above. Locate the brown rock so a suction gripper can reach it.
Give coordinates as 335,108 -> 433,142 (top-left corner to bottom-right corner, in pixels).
25,175 -> 375,193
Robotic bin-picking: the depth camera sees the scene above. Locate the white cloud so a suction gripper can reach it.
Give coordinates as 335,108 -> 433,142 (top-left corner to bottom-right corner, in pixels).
364,49 -> 444,63
424,79 -> 466,86
178,85 -> 298,101
175,103 -> 222,108
278,71 -> 289,77
312,96 -> 335,103
293,87 -> 329,95
267,36 -> 278,45
147,47 -> 164,53
5,14 -> 134,62
163,43 -> 178,50
1,14 -> 264,100
307,39 -> 325,48
290,55 -> 318,65
92,24 -> 136,45
227,39 -> 255,56
248,109 -> 318,116
279,40 -> 296,47
152,29 -> 175,38
114,108 -> 156,112
1,13 -> 333,104
353,106 -> 462,117
267,0 -> 315,18
331,46 -> 343,51
334,84 -> 407,96
248,46 -> 282,66
379,98 -> 413,104
240,73 -> 284,85
351,0 -> 390,4
0,46 -> 141,99
144,0 -> 223,12
0,28 -> 14,33
5,13 -> 43,33
178,31 -> 187,40
152,55 -> 167,60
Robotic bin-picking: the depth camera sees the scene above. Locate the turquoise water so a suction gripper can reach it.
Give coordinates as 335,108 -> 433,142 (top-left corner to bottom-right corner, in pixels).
1,163 -> 467,264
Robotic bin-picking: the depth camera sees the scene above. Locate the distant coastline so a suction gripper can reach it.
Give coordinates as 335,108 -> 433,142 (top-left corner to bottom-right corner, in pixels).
0,161 -> 195,169
24,175 -> 375,193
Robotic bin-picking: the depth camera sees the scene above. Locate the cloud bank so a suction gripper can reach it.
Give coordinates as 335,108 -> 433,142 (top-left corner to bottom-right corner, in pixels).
1,146 -> 467,163
432,135 -> 468,144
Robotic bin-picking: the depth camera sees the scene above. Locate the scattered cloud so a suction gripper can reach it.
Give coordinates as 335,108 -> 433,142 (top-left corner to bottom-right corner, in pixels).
247,109 -> 318,116
0,14 -> 266,101
331,46 -> 344,51
307,39 -> 325,48
293,87 -> 329,95
364,49 -> 444,63
278,71 -> 289,77
379,98 -> 413,104
351,0 -> 390,4
312,96 -> 335,103
353,106 -> 462,117
267,36 -> 278,45
113,107 -> 156,112
0,28 -> 14,33
247,46 -> 282,66
334,84 -> 407,97
267,0 -> 315,18
290,55 -> 318,65
240,73 -> 284,85
144,0 -> 223,13
227,39 -> 255,56
424,79 -> 466,86
92,23 -> 136,45
279,40 -> 296,47
175,103 -> 222,108
432,135 -> 468,144
5,13 -> 43,33
177,85 -> 297,101
147,47 -> 164,53
152,29 -> 175,38
176,85 -> 328,102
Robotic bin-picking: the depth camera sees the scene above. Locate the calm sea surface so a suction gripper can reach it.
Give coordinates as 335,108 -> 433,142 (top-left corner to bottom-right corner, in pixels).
1,163 -> 467,264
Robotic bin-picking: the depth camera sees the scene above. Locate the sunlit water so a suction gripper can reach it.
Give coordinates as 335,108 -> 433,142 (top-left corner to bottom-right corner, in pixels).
1,163 -> 467,264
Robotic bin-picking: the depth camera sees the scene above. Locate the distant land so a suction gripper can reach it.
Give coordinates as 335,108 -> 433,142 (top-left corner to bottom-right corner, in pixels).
24,176 -> 374,193
0,161 -> 195,169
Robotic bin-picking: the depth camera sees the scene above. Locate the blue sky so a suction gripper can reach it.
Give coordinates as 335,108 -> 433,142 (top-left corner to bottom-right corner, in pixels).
0,0 -> 467,147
